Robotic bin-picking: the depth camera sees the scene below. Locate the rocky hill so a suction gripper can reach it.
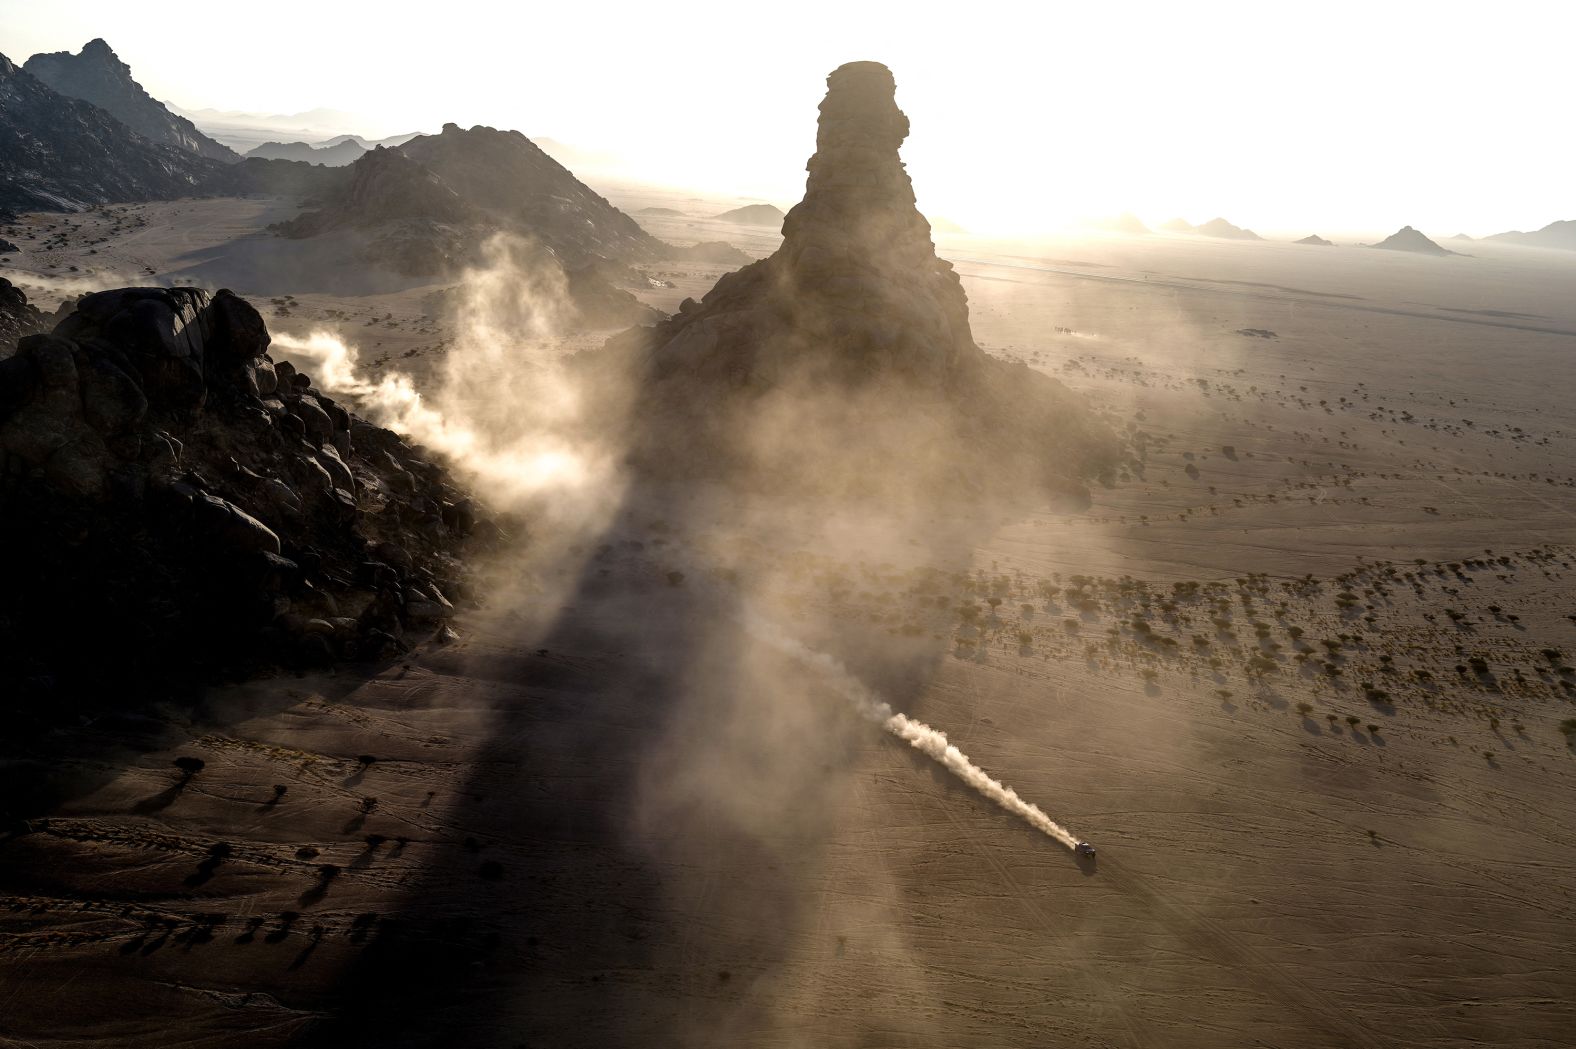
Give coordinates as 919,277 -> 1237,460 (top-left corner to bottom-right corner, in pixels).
0,283 -> 493,715
1367,226 -> 1458,256
398,124 -> 661,265
23,39 -> 234,162
0,52 -> 224,212
275,142 -> 667,327
1296,234 -> 1333,246
245,138 -> 368,166
1487,219 -> 1576,251
714,203 -> 786,227
276,145 -> 477,274
578,61 -> 1117,504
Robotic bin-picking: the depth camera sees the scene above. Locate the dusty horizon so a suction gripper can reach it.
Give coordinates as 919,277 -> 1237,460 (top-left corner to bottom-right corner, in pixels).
3,0 -> 1574,237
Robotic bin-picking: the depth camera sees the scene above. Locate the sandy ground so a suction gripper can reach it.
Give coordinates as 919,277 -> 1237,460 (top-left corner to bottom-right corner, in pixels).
3,195 -> 1575,1048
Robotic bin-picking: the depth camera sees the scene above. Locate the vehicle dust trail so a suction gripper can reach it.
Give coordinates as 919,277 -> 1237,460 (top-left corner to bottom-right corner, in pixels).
745,612 -> 1082,849
272,330 -> 598,508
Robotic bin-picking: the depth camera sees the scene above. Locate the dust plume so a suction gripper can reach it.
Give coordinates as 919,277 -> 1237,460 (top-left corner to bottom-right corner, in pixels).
744,611 -> 1083,850
272,233 -> 620,521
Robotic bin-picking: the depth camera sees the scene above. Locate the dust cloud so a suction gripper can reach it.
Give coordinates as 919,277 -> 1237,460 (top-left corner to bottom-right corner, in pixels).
273,233 -> 620,523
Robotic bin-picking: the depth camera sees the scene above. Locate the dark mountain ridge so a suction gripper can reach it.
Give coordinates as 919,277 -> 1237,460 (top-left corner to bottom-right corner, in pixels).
0,52 -> 225,212
23,39 -> 235,162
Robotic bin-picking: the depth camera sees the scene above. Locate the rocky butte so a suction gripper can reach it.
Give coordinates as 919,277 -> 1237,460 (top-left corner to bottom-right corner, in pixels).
586,61 -> 1116,503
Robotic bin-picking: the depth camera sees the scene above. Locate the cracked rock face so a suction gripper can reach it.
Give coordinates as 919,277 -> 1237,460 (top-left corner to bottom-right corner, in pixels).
582,61 -> 1117,503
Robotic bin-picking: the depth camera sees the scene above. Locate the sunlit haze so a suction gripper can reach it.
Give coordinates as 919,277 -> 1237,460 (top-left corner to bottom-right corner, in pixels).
3,0 -> 1572,236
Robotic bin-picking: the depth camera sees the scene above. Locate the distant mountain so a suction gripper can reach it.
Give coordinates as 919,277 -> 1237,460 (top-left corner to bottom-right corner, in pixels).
23,39 -> 234,162
398,123 -> 661,264
0,51 -> 224,212
1089,212 -> 1150,234
245,139 -> 367,166
1161,216 -> 1261,240
1450,233 -> 1475,241
927,215 -> 968,234
1192,217 -> 1261,240
1486,219 -> 1576,251
638,206 -> 684,216
714,203 -> 785,226
320,132 -> 422,150
1367,226 -> 1459,256
174,105 -> 422,154
1296,234 -> 1333,246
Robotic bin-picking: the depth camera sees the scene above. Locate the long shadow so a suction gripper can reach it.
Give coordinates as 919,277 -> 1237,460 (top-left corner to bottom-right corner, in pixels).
0,655 -> 402,840
296,475 -> 989,1047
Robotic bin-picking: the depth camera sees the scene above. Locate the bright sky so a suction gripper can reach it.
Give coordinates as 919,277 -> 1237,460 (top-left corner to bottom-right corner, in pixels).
3,0 -> 1571,237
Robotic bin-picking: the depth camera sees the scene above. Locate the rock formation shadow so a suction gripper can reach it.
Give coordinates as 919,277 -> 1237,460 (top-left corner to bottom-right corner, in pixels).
296,468 -> 986,1047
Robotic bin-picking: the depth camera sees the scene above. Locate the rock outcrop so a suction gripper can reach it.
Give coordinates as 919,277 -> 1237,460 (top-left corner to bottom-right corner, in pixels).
580,61 -> 1117,503
1367,226 -> 1458,256
23,39 -> 235,162
0,278 -> 46,345
0,52 -> 224,212
0,285 -> 493,715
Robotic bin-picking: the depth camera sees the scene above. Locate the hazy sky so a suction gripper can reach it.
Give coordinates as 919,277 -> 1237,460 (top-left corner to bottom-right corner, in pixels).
3,0 -> 1571,237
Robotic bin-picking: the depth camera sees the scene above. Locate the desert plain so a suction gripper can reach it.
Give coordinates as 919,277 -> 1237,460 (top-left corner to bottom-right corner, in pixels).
2,191 -> 1575,1048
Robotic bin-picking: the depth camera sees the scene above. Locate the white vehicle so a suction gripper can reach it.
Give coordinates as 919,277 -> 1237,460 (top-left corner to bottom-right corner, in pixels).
1075,841 -> 1096,858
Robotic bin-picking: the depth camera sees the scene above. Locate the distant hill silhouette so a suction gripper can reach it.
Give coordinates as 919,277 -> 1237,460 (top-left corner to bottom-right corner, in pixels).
1367,226 -> 1459,256
1487,219 -> 1576,251
1161,217 -> 1260,239
1193,217 -> 1261,240
0,51 -> 224,212
714,203 -> 785,226
1090,212 -> 1150,234
1296,234 -> 1333,246
23,39 -> 234,162
245,139 -> 367,166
